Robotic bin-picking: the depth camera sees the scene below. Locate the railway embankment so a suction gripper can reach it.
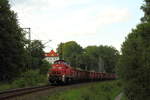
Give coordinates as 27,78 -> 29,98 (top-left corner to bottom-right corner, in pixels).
13,80 -> 122,100
45,80 -> 122,100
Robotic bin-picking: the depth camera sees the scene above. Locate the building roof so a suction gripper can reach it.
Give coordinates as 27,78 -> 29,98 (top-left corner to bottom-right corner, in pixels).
44,50 -> 59,57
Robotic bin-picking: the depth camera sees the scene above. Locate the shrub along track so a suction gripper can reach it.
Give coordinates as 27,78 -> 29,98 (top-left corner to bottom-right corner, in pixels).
0,85 -> 56,100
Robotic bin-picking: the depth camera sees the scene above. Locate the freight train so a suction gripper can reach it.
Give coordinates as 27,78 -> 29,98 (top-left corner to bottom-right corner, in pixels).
47,60 -> 116,84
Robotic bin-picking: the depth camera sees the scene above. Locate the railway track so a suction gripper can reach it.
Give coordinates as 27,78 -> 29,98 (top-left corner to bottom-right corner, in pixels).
0,85 -> 56,100
0,81 -> 111,100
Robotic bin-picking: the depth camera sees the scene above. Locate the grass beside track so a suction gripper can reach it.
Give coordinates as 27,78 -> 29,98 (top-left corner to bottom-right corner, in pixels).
0,70 -> 48,91
39,80 -> 122,100
121,94 -> 127,100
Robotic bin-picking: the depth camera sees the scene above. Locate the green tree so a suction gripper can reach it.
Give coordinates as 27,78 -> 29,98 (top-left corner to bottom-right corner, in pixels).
117,0 -> 150,100
98,46 -> 119,73
0,0 -> 26,81
84,46 -> 99,71
57,41 -> 83,67
39,60 -> 51,74
57,42 -> 64,60
57,41 -> 119,72
84,46 -> 119,72
141,0 -> 150,22
30,40 -> 45,69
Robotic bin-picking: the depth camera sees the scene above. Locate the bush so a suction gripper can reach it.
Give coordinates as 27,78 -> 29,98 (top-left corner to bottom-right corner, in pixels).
48,81 -> 122,100
12,70 -> 47,88
0,83 -> 11,91
39,60 -> 51,75
117,1 -> 150,100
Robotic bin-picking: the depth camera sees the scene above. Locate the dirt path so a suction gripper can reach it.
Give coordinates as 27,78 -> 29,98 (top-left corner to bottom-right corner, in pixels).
115,92 -> 123,100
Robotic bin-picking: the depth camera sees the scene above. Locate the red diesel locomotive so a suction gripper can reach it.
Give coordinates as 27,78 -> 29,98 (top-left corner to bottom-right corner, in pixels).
47,60 -> 116,84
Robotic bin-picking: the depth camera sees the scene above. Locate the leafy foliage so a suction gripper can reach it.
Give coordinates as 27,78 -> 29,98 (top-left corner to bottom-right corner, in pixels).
39,60 -> 51,74
30,40 -> 45,69
12,70 -> 47,88
141,0 -> 150,22
84,46 -> 119,73
0,0 -> 26,81
57,41 -> 83,67
57,41 -> 119,73
0,70 -> 48,91
0,0 -> 48,83
117,0 -> 150,100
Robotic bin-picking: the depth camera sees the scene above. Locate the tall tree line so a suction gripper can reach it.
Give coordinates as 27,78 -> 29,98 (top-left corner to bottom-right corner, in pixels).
117,0 -> 150,100
0,0 -> 26,81
0,0 -> 47,82
57,41 -> 119,73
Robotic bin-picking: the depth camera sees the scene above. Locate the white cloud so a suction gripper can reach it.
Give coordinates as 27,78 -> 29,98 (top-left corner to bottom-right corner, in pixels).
96,8 -> 130,25
10,0 -> 132,51
11,0 -> 90,10
11,1 -> 130,35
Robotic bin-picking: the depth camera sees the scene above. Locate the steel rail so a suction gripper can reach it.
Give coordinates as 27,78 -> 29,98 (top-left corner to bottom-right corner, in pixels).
0,85 -> 55,100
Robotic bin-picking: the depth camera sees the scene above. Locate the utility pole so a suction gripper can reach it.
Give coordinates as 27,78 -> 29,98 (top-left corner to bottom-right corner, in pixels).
22,27 -> 31,54
22,28 -> 31,70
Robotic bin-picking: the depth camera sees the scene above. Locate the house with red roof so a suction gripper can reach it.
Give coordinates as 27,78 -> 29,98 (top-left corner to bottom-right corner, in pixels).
44,50 -> 59,64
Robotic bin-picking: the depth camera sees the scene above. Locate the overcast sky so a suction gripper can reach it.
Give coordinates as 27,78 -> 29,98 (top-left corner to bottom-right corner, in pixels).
10,0 -> 144,52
